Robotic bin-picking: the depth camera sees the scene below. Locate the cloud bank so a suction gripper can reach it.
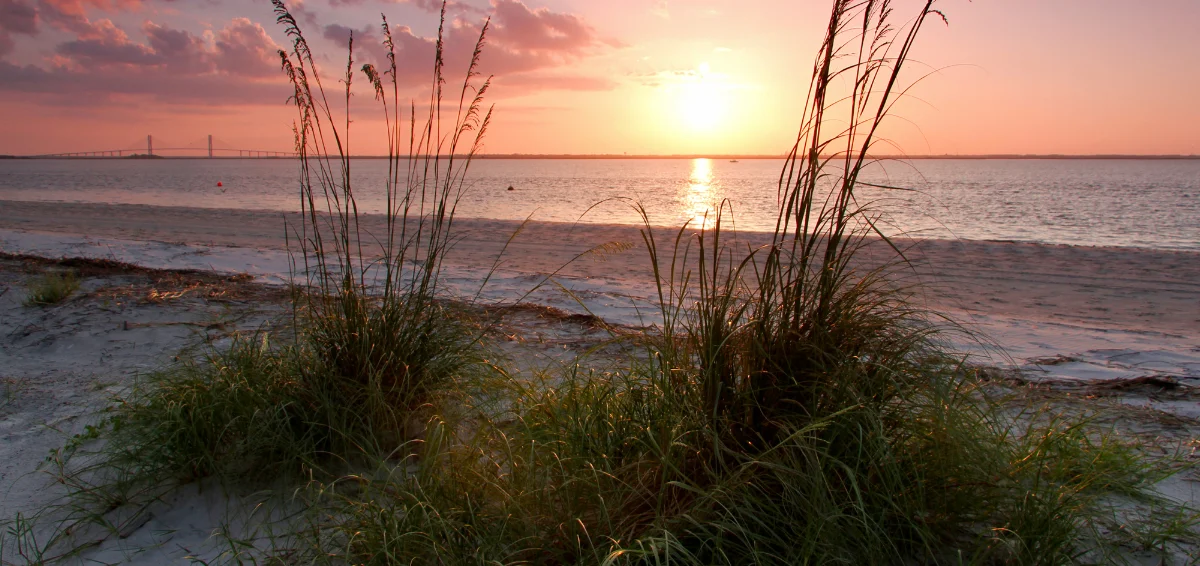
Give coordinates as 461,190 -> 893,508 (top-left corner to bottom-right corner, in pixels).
0,0 -> 621,106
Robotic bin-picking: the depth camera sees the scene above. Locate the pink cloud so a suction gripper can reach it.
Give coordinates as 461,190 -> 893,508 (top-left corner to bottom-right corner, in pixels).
1,0 -> 620,108
41,0 -> 145,13
489,0 -> 602,54
55,18 -> 158,66
0,0 -> 38,34
1,16 -> 287,104
0,0 -> 39,56
317,0 -> 620,94
327,0 -> 484,16
49,17 -> 281,75
35,0 -> 181,37
212,18 -> 282,77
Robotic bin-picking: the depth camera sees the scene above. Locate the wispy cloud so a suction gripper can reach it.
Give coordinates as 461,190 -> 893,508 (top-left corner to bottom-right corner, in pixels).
650,0 -> 668,19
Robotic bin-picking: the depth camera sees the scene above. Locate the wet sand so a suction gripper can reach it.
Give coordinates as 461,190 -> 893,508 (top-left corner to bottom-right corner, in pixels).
2,199 -> 1197,338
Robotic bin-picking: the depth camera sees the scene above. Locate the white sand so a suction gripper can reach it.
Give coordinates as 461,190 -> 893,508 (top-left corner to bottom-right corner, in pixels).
0,257 -> 290,563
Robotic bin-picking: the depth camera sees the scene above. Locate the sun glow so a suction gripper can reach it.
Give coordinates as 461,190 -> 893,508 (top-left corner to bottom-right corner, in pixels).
678,62 -> 728,132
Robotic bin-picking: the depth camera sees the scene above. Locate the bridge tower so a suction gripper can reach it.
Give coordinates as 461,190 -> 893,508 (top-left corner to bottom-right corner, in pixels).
147,135 -> 153,156
208,135 -> 213,158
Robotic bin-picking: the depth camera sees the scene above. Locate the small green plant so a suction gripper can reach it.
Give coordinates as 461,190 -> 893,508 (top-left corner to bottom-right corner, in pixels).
1,377 -> 19,412
23,271 -> 79,306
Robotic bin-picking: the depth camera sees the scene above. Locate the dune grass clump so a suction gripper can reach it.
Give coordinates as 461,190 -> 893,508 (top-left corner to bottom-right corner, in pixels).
81,333 -> 436,484
4,3 -> 495,555
301,353 -> 1189,565
271,0 -> 493,452
22,270 -> 79,306
115,0 -> 490,469
130,0 -> 493,476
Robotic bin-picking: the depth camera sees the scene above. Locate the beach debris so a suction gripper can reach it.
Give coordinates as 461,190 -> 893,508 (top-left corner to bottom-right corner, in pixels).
507,185 -> 514,191
123,320 -> 228,331
117,510 -> 154,539
1090,375 -> 1188,392
1029,355 -> 1082,366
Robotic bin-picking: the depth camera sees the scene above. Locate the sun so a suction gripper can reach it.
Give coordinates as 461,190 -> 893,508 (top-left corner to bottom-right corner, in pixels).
678,62 -> 727,132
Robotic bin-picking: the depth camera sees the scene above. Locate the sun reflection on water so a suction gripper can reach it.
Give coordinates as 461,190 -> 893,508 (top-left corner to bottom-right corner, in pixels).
680,158 -> 725,229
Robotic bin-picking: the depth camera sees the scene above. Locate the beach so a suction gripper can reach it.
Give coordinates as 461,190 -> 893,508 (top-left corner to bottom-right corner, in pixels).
3,199 -> 1198,376
2,199 -> 1199,563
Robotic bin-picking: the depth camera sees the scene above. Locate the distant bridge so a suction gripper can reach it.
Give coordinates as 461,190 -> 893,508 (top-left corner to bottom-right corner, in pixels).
32,135 -> 298,158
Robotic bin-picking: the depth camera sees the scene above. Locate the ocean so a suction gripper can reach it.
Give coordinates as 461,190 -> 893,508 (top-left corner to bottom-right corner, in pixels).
1,157 -> 1197,250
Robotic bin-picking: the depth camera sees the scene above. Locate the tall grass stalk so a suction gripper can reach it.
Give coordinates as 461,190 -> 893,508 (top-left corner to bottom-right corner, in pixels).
275,0 -> 493,433
631,0 -> 949,454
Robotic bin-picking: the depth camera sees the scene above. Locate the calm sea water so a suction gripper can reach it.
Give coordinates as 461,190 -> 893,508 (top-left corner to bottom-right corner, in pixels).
1,158 -> 1197,250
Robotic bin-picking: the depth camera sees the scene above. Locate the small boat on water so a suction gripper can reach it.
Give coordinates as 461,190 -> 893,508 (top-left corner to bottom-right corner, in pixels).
729,159 -> 739,163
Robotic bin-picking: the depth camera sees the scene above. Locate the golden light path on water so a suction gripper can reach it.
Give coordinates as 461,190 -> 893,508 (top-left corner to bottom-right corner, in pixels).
680,158 -> 725,230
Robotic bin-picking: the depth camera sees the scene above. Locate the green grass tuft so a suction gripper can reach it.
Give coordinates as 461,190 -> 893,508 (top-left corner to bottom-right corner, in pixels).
51,324 -> 478,489
23,271 -> 79,306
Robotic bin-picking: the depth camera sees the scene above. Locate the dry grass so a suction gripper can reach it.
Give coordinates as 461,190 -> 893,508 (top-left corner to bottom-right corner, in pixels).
1,253 -> 286,305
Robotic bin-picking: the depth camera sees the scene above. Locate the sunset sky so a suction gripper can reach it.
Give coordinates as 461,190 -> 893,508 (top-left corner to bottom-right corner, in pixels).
1,0 -> 1197,156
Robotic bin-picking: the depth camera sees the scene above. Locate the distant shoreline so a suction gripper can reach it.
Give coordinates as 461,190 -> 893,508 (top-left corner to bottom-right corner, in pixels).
4,154 -> 1199,161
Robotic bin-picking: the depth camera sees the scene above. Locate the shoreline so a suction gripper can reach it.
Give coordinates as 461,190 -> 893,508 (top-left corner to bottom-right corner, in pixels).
2,199 -> 1198,383
3,198 -> 1199,254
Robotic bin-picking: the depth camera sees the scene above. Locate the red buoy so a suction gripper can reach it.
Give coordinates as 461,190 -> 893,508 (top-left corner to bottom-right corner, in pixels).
217,181 -> 223,187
